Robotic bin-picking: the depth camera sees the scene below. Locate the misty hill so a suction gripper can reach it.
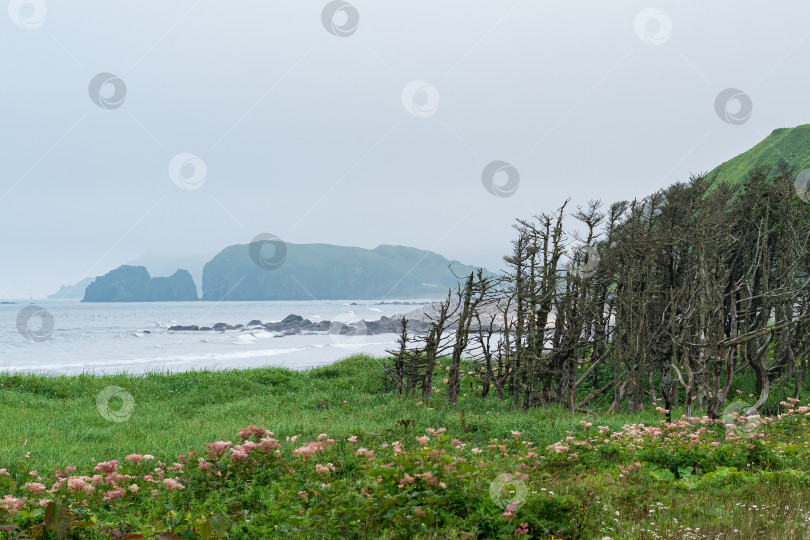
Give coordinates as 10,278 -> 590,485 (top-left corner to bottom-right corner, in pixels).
708,124 -> 810,187
202,243 -> 490,301
82,266 -> 198,302
48,277 -> 95,299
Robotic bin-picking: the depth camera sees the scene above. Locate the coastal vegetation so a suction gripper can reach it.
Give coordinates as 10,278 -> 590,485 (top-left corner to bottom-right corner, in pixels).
387,163 -> 810,423
2,355 -> 810,538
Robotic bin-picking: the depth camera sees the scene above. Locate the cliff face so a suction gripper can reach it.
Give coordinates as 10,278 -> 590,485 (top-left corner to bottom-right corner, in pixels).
82,266 -> 198,302
201,243 -> 490,301
148,270 -> 199,301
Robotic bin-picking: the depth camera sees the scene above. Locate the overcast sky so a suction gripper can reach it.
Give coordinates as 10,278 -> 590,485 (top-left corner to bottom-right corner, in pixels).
2,1 -> 809,298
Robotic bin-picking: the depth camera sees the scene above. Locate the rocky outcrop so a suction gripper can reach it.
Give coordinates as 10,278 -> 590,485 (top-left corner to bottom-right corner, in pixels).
82,266 -> 198,302
167,313 -> 432,335
164,299 -> 514,336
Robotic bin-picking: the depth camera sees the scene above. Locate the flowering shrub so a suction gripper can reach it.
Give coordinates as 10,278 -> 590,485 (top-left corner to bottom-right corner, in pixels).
2,402 -> 810,538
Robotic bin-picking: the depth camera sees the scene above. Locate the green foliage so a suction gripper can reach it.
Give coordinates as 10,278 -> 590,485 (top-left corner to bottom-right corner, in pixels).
2,355 -> 810,538
708,124 -> 810,189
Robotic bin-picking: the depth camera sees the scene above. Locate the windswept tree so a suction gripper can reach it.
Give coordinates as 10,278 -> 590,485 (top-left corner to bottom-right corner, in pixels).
383,166 -> 810,420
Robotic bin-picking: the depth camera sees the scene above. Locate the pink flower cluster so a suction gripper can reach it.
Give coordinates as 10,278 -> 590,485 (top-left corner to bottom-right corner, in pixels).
292,438 -> 336,458
206,441 -> 232,460
546,442 -> 569,454
617,461 -> 642,479
239,424 -> 274,441
0,495 -> 26,513
315,463 -> 336,475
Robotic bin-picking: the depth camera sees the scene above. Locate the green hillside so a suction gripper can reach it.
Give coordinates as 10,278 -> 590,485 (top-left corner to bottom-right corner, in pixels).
201,242 -> 489,301
708,124 -> 810,187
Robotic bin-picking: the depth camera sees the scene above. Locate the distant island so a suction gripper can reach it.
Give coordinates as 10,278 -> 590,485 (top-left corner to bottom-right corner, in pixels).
75,244 -> 490,302
202,243 -> 489,301
82,266 -> 197,302
48,277 -> 95,299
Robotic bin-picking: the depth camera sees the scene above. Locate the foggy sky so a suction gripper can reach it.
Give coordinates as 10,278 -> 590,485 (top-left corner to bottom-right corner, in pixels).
2,1 -> 808,298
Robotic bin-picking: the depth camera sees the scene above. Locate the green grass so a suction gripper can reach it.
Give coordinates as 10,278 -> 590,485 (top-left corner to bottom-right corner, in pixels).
2,355 -> 810,538
0,354 -> 658,472
708,123 -> 810,188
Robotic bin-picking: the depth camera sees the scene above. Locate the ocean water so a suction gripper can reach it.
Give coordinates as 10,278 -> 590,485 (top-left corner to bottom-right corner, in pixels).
0,299 -> 434,375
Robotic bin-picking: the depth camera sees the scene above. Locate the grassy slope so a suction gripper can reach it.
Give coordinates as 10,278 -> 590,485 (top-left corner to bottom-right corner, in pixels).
708,124 -> 810,187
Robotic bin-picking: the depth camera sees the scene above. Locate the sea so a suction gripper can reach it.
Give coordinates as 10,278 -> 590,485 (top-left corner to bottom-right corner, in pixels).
0,299 -> 436,376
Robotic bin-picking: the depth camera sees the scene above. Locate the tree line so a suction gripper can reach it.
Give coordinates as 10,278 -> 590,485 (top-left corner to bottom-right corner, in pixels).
385,163 -> 810,419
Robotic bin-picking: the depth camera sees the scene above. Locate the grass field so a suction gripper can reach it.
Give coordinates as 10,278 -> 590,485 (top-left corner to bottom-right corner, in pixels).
1,355 -> 810,538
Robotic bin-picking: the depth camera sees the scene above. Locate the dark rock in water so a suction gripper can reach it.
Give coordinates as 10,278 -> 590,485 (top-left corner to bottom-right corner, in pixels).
263,314 -> 309,332
169,325 -> 200,331
0,301 -> 16,304
213,322 -> 235,331
142,330 -> 151,334
309,320 -> 331,331
166,310 -> 433,338
412,321 -> 431,332
334,324 -> 354,335
350,302 -> 358,305
263,321 -> 284,331
83,266 -> 198,302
